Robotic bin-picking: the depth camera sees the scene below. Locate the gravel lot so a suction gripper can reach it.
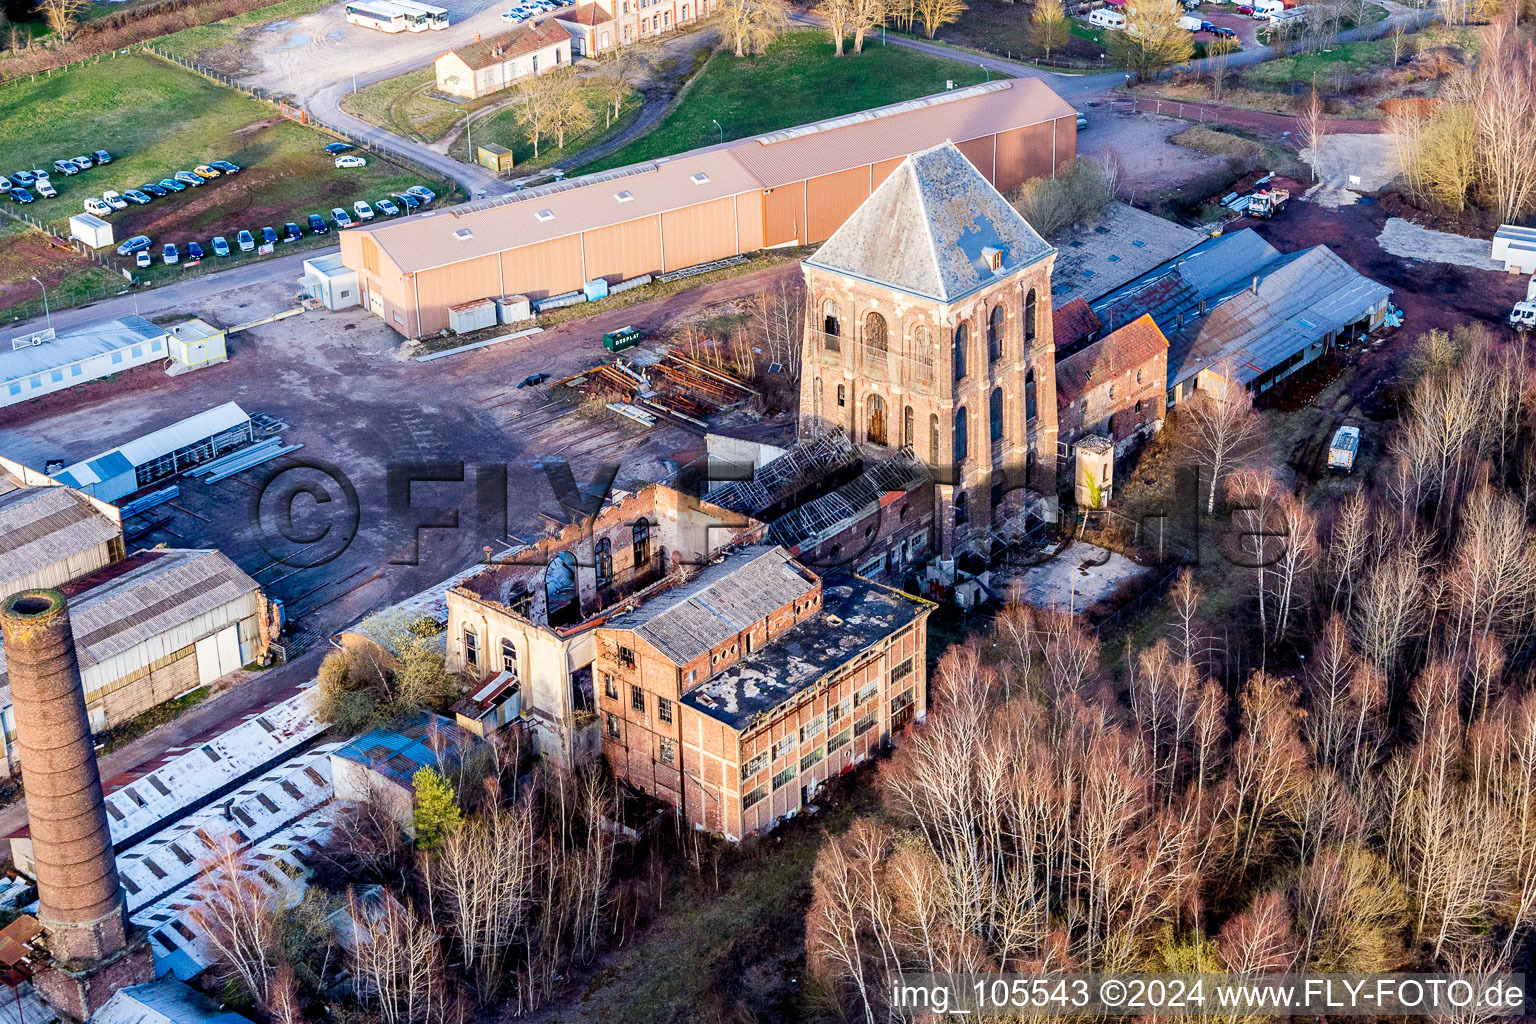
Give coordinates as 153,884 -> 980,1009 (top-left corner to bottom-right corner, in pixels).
1378,217 -> 1503,272
1076,99 -> 1231,196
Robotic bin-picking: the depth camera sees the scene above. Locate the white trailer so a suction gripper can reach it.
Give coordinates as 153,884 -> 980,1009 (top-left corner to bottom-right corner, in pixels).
68,213 -> 113,249
1179,13 -> 1203,29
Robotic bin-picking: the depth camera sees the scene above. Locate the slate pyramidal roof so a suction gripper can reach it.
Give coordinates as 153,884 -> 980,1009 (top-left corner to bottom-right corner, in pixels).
804,141 -> 1054,305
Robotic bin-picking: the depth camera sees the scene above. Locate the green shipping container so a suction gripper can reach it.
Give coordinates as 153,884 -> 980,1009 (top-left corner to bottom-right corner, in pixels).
602,326 -> 642,352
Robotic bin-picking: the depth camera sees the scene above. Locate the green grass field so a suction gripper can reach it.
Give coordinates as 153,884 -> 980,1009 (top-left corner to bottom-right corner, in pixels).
581,30 -> 991,173
449,84 -> 641,169
0,53 -> 452,277
339,68 -> 491,145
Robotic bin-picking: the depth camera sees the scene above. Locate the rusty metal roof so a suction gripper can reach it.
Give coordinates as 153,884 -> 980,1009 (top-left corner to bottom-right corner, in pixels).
1055,314 -> 1168,406
0,484 -> 120,591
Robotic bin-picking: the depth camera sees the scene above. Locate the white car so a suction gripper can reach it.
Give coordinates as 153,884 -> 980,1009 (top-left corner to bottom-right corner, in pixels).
135,250 -> 152,268
335,155 -> 367,168
83,197 -> 112,216
101,190 -> 128,210
353,200 -> 376,222
35,179 -> 56,198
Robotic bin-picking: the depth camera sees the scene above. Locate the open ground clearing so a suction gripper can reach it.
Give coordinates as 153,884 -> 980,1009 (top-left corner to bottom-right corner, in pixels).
0,54 -> 452,283
447,83 -> 643,168
581,30 -> 991,172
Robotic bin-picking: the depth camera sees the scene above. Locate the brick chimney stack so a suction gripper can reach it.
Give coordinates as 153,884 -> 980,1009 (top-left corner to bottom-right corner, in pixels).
0,589 -> 153,1019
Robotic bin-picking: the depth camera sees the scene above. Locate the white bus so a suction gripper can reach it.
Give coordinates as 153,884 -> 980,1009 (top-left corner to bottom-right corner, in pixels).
345,1 -> 412,31
392,0 -> 450,29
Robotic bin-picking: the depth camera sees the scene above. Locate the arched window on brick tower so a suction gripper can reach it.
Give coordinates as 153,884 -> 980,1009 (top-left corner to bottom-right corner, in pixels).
955,407 -> 969,467
988,305 -> 1004,362
864,312 -> 888,374
929,414 -> 940,466
903,405 -> 915,449
867,394 -> 887,446
990,387 -> 1004,441
954,323 -> 968,381
912,325 -> 933,388
823,300 -> 841,351
1024,289 -> 1038,345
1025,368 -> 1038,421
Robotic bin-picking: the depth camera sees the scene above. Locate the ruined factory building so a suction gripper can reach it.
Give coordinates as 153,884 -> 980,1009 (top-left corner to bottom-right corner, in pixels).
331,712 -> 477,834
342,79 -> 1078,337
595,545 -> 932,840
446,484 -> 764,770
1092,229 -> 1392,405
0,549 -> 264,752
94,978 -> 249,1024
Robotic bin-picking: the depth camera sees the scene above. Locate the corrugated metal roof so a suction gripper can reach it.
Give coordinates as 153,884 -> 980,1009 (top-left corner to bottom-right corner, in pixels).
332,712 -> 474,790
0,484 -> 120,588
603,546 -> 816,664
54,402 -> 249,488
0,315 -> 165,386
804,141 -> 1054,303
94,979 -> 249,1024
0,548 -> 261,694
361,78 -> 1076,274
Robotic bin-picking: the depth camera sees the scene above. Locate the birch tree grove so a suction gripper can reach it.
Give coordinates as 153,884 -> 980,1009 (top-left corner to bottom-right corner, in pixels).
808,324 -> 1536,1022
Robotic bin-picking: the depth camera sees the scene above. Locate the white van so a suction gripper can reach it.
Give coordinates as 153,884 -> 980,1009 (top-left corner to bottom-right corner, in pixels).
1178,13 -> 1202,28
1269,5 -> 1307,21
1252,0 -> 1284,15
1089,7 -> 1127,28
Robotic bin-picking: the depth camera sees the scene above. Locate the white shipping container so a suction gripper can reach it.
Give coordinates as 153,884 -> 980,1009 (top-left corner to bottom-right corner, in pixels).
448,298 -> 497,333
69,213 -> 114,249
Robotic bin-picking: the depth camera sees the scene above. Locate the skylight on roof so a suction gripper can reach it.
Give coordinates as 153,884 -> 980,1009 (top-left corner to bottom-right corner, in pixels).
615,190 -> 634,202
691,172 -> 710,184
454,228 -> 473,240
535,209 -> 554,222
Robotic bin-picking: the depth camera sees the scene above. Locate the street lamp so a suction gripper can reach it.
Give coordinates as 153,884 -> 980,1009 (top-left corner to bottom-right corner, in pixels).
29,277 -> 50,332
711,118 -> 723,144
979,62 -> 990,81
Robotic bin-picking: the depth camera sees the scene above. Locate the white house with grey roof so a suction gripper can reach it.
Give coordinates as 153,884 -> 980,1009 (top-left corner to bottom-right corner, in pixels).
0,316 -> 171,409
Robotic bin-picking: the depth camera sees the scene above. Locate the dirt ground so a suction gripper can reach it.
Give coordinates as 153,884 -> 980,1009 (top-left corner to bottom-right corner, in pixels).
0,262 -> 800,641
1076,99 -> 1232,196
0,225 -> 109,313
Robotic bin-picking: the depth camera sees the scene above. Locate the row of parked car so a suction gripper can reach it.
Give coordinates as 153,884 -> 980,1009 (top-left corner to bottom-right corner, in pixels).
113,185 -> 439,267
501,0 -> 574,22
82,161 -> 242,217
0,151 -> 113,204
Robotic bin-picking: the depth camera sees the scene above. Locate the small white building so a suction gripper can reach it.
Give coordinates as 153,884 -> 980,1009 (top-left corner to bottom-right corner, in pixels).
433,21 -> 572,100
166,318 -> 228,373
1,315 -> 171,410
1493,225 -> 1536,275
302,253 -> 360,311
53,402 -> 253,503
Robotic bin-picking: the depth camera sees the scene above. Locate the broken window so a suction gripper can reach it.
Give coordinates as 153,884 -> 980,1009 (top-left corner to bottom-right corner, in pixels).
463,626 -> 478,669
1024,289 -> 1038,343
501,637 -> 518,675
988,305 -> 1004,362
632,520 -> 651,567
595,537 -> 612,586
823,300 -> 840,350
660,737 -> 675,765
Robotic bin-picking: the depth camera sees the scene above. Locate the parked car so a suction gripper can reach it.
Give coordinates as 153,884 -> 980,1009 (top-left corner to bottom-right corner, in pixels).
9,188 -> 32,204
353,200 -> 376,222
212,236 -> 231,257
1200,19 -> 1216,30
52,159 -> 79,176
261,226 -> 278,246
1076,112 -> 1088,129
136,250 -> 152,268
307,213 -> 330,234
93,150 -> 112,164
72,155 -> 93,170
0,179 -> 10,194
1210,24 -> 1236,35
123,189 -> 152,204
236,229 -> 255,252
375,198 -> 400,217
173,171 -> 204,187
83,197 -> 112,215
141,182 -> 168,197
1236,5 -> 1254,13
335,155 -> 367,168
500,8 -> 527,20
406,185 -> 436,203
187,241 -> 204,262
209,160 -> 241,174
100,190 -> 128,210
10,171 -> 35,187
31,169 -> 48,181
194,165 -> 221,180
159,178 -> 186,193
332,207 -> 355,228
34,179 -> 56,199
115,235 -> 152,256
391,191 -> 420,210
284,221 -> 303,242
324,143 -> 355,155
162,243 -> 179,265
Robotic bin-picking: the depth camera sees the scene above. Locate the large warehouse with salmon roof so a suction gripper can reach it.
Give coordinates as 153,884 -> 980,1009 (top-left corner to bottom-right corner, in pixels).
341,78 -> 1078,338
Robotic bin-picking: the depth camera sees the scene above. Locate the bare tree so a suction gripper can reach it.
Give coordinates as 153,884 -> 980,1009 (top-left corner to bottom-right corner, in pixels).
38,0 -> 86,36
1472,17 -> 1536,223
1173,386 -> 1265,514
1207,35 -> 1238,100
1028,0 -> 1071,59
595,43 -> 653,125
751,277 -> 805,380
913,0 -> 967,38
1107,0 -> 1194,77
1299,83 -> 1330,182
548,73 -> 596,150
717,0 -> 789,55
816,0 -> 855,53
849,0 -> 885,51
349,891 -> 450,1024
190,843 -> 285,1011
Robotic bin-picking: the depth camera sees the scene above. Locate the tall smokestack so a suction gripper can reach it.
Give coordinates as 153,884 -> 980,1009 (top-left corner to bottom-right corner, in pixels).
1,589 -> 151,1019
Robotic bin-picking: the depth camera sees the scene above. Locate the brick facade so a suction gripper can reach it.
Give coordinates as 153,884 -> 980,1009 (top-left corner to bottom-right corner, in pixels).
1055,313 -> 1169,453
